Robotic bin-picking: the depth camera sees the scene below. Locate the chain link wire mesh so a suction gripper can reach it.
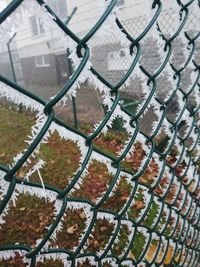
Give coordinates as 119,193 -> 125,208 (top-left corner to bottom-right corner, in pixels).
0,0 -> 200,266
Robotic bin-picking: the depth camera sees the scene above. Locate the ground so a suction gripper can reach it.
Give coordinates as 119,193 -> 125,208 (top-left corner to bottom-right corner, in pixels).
0,104 -> 199,267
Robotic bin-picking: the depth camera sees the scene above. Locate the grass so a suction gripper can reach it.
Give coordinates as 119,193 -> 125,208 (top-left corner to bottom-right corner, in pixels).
111,224 -> 130,257
127,187 -> 146,221
0,104 -> 197,266
0,105 -> 146,266
0,106 -> 34,165
0,193 -> 55,247
142,201 -> 160,228
130,231 -> 146,261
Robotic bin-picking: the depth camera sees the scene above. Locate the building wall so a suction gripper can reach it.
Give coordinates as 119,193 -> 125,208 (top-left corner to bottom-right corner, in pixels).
0,42 -> 24,84
0,51 -> 14,81
14,0 -> 68,87
16,10 -> 53,54
20,53 -> 70,86
9,0 -> 200,89
20,54 -> 58,86
66,0 -> 181,35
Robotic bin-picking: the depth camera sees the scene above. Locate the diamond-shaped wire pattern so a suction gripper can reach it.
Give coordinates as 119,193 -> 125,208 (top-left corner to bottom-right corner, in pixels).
0,0 -> 200,266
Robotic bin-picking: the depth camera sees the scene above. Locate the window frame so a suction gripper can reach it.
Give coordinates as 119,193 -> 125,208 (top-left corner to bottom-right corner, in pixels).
30,16 -> 45,37
35,55 -> 50,68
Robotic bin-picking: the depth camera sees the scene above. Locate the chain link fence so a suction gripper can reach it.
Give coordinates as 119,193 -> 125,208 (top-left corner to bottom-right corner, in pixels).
0,0 -> 200,266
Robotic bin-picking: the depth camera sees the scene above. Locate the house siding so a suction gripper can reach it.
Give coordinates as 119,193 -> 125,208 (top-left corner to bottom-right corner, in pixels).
20,54 -> 58,86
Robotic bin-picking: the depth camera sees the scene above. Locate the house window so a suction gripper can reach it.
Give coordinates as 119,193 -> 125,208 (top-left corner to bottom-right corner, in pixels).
30,16 -> 45,36
35,55 -> 50,68
116,0 -> 125,7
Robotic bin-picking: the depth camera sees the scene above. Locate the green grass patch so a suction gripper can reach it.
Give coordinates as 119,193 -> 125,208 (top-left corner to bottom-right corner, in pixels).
0,104 -> 172,264
142,201 -> 159,228
130,231 -> 146,261
0,106 -> 34,165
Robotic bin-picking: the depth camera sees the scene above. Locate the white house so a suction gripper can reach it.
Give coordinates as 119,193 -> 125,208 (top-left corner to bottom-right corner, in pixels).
1,0 -> 199,94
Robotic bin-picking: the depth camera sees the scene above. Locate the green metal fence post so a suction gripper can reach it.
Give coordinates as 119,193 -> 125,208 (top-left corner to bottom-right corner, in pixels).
65,7 -> 78,129
7,32 -> 17,83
